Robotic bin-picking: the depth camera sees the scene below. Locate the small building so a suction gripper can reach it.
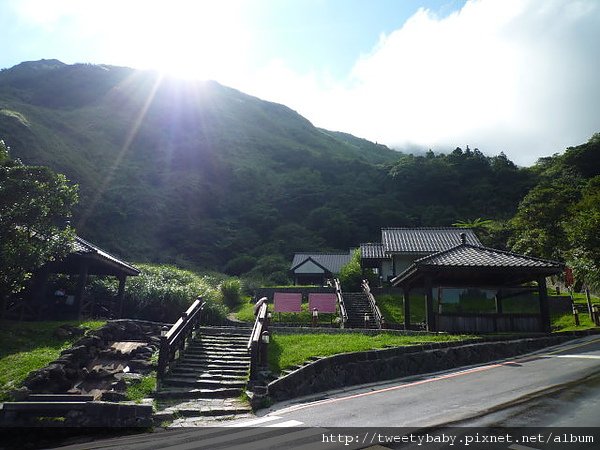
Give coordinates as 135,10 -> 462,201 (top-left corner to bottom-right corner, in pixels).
390,242 -> 563,333
290,251 -> 353,286
361,227 -> 481,281
4,236 -> 140,320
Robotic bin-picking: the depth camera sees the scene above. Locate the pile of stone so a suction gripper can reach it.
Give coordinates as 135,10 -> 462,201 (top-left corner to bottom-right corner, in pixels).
15,320 -> 165,401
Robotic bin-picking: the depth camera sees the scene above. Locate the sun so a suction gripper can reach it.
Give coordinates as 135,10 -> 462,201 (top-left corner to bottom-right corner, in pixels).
106,0 -> 251,80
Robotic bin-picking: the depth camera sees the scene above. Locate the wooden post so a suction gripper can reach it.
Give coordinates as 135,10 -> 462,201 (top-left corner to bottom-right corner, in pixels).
585,286 -> 593,320
75,262 -> 89,320
29,266 -> 52,319
424,276 -> 436,332
538,276 -> 551,333
403,287 -> 411,330
495,290 -> 503,314
117,274 -> 126,319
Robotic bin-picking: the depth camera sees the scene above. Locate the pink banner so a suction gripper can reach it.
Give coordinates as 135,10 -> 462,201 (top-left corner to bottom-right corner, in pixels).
273,293 -> 302,313
308,293 -> 337,313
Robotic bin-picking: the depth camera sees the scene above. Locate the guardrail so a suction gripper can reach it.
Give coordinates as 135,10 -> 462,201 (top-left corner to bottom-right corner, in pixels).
248,299 -> 269,382
361,280 -> 384,329
334,278 -> 348,328
157,297 -> 206,380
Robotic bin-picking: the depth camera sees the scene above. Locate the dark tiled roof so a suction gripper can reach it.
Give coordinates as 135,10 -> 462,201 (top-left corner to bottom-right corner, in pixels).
391,244 -> 563,286
415,244 -> 562,269
73,236 -> 140,275
382,227 -> 481,253
360,243 -> 388,259
291,252 -> 353,274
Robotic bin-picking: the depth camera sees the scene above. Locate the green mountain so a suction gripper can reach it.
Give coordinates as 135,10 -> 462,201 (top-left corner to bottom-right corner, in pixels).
0,60 -> 533,279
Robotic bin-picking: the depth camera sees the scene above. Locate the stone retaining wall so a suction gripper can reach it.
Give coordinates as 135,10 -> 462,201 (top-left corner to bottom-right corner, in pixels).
270,326 -> 436,336
254,287 -> 334,303
267,331 -> 599,402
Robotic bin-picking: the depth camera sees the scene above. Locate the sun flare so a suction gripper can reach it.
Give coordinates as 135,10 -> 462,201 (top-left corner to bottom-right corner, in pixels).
75,0 -> 251,80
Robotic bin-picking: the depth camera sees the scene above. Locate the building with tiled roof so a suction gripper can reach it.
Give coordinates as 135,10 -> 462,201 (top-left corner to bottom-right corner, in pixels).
389,241 -> 563,334
290,251 -> 354,285
361,227 -> 481,281
17,236 -> 140,321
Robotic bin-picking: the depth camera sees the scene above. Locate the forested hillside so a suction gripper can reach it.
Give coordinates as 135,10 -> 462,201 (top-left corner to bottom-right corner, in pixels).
510,134 -> 600,289
0,60 -> 545,282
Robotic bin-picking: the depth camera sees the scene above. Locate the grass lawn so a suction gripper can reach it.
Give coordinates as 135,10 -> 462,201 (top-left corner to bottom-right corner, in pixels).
0,320 -> 105,401
375,294 -> 426,324
233,300 -> 339,325
268,332 -> 471,374
551,311 -> 597,332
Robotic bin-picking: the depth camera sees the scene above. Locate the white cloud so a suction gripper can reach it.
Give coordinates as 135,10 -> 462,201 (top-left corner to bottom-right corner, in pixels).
244,0 -> 600,165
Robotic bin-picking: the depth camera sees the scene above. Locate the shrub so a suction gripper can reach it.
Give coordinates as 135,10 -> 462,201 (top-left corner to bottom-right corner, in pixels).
339,249 -> 377,291
219,278 -> 242,308
87,264 -> 227,323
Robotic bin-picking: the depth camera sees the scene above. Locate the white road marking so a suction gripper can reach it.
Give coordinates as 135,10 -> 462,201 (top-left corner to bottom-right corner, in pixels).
266,419 -> 304,427
226,415 -> 284,427
542,354 -> 600,360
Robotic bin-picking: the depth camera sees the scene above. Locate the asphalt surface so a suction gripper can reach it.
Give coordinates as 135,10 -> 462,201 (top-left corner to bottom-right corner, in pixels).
18,335 -> 600,450
257,335 -> 600,428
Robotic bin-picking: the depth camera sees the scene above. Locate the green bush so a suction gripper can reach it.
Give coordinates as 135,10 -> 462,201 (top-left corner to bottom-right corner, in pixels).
339,249 -> 377,291
87,264 -> 227,323
220,278 -> 242,308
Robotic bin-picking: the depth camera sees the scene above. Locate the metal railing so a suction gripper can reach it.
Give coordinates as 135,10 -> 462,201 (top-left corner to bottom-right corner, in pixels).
334,278 -> 348,328
248,299 -> 269,382
361,280 -> 384,329
157,297 -> 206,380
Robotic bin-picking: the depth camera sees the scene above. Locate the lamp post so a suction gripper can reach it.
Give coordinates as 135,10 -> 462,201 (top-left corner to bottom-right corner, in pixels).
312,308 -> 319,327
260,331 -> 270,368
364,313 -> 370,328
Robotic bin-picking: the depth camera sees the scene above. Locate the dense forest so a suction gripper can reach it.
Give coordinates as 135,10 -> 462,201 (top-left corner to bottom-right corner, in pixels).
0,60 -> 598,286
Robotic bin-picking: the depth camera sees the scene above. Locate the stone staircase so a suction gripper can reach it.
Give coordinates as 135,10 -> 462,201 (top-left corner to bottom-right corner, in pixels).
343,292 -> 379,329
153,326 -> 253,424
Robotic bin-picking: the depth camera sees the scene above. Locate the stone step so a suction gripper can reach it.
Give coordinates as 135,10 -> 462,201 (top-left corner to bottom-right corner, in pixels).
155,399 -> 252,418
184,348 -> 249,355
197,327 -> 252,337
182,352 -> 250,360
188,342 -> 248,352
169,370 -> 247,380
153,387 -> 242,400
194,337 -> 250,343
161,377 -> 246,389
183,353 -> 249,361
172,365 -> 248,374
180,357 -> 250,366
176,362 -> 250,371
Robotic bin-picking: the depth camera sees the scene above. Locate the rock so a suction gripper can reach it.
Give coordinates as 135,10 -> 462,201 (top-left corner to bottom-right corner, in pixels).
128,359 -> 152,371
75,335 -> 103,348
10,386 -> 30,401
122,373 -> 143,381
47,363 -> 66,379
54,327 -> 72,338
111,379 -> 127,391
101,391 -> 128,402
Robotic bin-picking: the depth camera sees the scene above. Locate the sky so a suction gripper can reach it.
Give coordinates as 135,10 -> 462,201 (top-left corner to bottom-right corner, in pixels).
1,0 -> 599,165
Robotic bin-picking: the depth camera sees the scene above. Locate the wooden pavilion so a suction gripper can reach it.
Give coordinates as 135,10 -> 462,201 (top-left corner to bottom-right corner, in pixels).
391,242 -> 563,333
5,236 -> 140,320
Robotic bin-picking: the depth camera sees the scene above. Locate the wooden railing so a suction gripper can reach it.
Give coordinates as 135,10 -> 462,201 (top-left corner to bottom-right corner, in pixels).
157,297 -> 206,380
248,299 -> 269,382
333,278 -> 348,328
361,280 -> 384,329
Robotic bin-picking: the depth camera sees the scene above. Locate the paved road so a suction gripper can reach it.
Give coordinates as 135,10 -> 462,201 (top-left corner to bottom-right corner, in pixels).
47,335 -> 600,450
257,335 -> 600,428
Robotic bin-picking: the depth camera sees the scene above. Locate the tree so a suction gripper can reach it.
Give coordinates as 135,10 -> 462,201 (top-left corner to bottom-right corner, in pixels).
339,249 -> 377,291
0,140 -> 78,301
